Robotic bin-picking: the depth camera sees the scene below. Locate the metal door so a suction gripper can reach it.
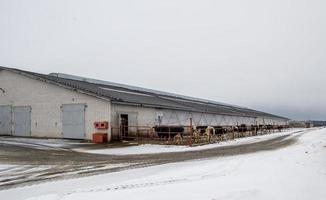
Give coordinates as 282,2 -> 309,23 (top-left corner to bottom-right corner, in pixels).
128,113 -> 138,134
119,114 -> 128,137
0,105 -> 12,135
62,104 -> 85,139
13,106 -> 31,137
118,112 -> 138,137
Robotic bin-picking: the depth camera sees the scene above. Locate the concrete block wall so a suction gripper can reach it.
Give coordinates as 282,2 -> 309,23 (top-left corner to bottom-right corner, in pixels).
0,70 -> 111,140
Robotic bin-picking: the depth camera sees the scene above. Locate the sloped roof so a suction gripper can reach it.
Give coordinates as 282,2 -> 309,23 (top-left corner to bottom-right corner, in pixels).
0,66 -> 289,120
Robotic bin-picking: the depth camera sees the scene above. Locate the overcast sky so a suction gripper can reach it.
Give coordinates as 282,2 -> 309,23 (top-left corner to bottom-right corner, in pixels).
0,0 -> 325,120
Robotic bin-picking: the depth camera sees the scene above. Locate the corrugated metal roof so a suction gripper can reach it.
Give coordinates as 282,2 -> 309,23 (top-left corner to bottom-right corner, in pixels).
0,66 -> 289,120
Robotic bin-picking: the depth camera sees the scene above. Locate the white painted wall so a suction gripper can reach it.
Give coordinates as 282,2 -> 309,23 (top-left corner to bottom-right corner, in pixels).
0,70 -> 111,140
111,105 -> 154,127
111,103 -> 287,135
110,104 -> 155,137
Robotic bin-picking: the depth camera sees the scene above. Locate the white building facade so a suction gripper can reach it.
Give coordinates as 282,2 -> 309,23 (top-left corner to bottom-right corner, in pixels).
0,67 -> 288,141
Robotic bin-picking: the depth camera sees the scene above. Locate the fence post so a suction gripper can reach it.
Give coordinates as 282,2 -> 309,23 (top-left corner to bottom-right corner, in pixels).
189,118 -> 193,146
168,127 -> 171,142
119,126 -> 122,140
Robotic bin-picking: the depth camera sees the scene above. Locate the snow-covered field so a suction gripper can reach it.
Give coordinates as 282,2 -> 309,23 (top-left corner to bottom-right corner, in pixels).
74,128 -> 305,155
1,127 -> 325,200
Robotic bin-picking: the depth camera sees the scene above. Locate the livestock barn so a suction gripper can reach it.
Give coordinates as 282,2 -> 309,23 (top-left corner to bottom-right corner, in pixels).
0,67 -> 289,141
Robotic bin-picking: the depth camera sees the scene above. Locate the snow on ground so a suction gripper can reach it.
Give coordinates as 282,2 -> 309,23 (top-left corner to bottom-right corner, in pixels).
1,127 -> 325,200
0,163 -> 137,188
74,128 -> 305,155
0,165 -> 53,185
0,137 -> 91,151
0,164 -> 18,176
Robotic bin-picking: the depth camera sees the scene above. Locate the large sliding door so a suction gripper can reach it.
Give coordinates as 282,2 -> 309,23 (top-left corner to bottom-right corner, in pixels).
13,106 -> 31,137
62,104 -> 85,139
0,105 -> 12,135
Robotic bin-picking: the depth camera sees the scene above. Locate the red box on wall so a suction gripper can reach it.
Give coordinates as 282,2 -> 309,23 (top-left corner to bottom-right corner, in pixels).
92,133 -> 108,143
94,121 -> 109,129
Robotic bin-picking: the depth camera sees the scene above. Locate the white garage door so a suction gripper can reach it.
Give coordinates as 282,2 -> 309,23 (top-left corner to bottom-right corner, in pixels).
0,105 -> 12,135
13,106 -> 31,137
62,104 -> 85,139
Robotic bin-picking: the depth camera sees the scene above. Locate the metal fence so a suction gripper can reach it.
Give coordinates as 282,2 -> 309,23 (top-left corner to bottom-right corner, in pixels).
111,125 -> 288,146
